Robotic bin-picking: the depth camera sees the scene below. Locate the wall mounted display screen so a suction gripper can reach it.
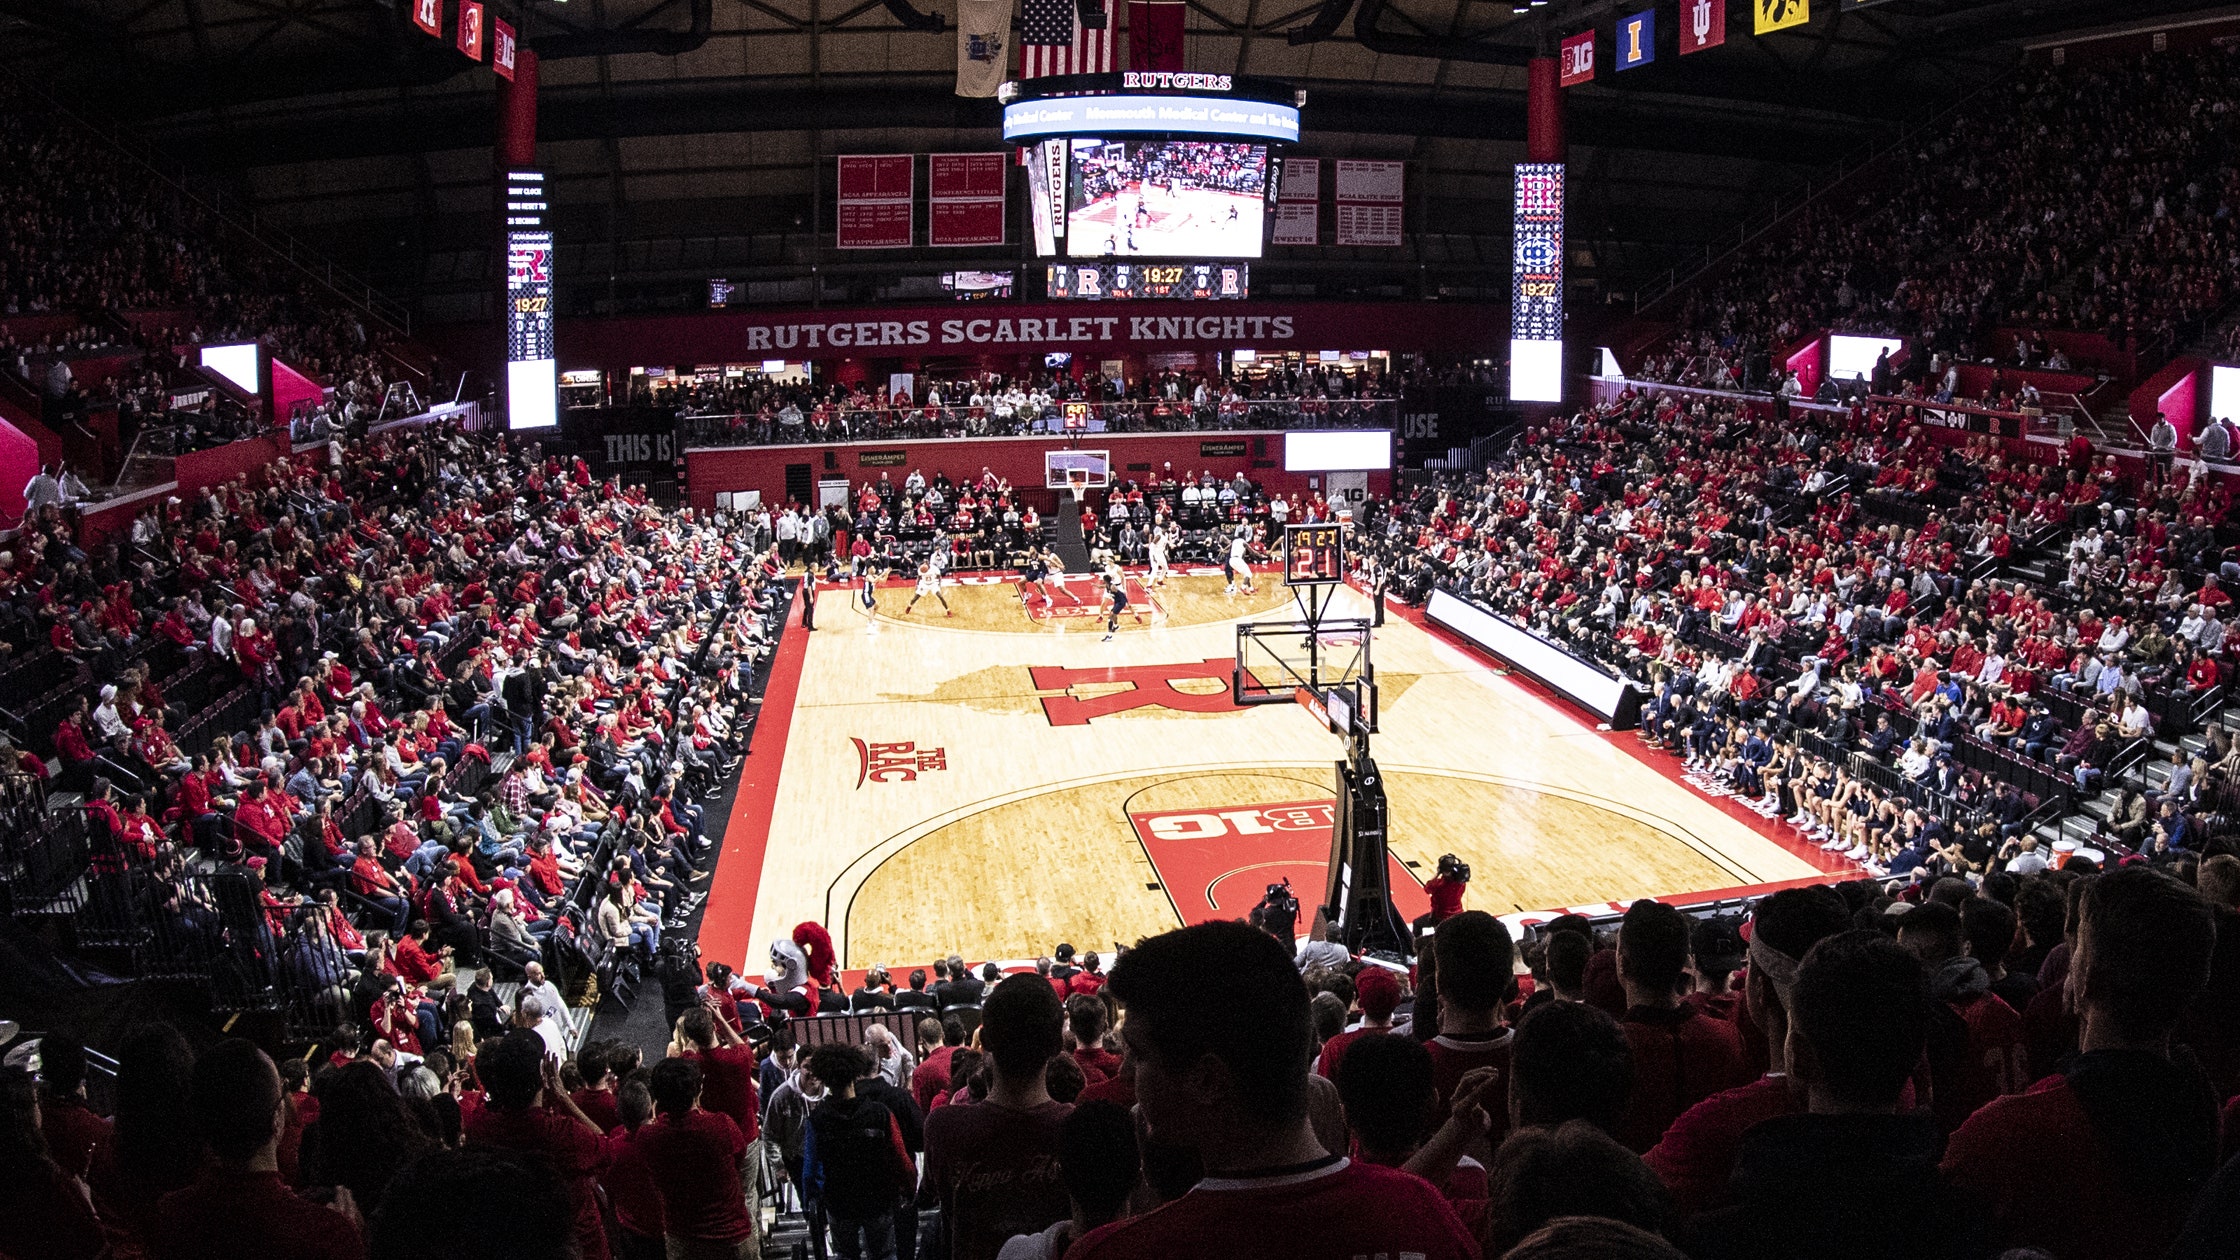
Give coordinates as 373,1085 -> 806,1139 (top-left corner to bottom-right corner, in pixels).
199,342 -> 261,395
1510,162 -> 1564,403
1046,261 -> 1247,299
1828,334 -> 1903,384
1284,429 -> 1393,472
1065,140 -> 1268,258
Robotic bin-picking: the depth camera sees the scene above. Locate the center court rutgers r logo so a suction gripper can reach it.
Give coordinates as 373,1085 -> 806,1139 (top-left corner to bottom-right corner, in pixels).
1030,658 -> 1246,726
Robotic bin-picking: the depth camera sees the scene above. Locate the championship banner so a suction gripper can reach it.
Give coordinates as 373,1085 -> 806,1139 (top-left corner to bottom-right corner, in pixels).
493,16 -> 517,78
1754,0 -> 1809,34
456,0 -> 485,60
1680,0 -> 1726,54
929,153 -> 1008,247
1271,157 -> 1320,246
836,155 -> 916,249
1128,0 -> 1186,72
1559,29 -> 1596,86
1334,160 -> 1402,247
411,0 -> 442,38
1617,8 -> 1655,70
956,0 -> 1010,98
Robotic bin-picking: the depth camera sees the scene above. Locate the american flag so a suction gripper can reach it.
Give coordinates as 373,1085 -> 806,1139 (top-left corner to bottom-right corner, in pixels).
1020,0 -> 1115,77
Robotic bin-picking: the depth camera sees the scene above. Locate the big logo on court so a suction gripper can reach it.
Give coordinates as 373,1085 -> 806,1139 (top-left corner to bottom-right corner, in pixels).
1030,658 -> 1245,726
1128,799 -> 1429,925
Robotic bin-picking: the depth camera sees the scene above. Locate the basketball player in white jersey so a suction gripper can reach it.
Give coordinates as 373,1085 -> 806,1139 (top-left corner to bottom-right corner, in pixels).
904,560 -> 952,617
1146,525 -> 1173,588
1043,545 -> 1081,605
1225,529 -> 1257,597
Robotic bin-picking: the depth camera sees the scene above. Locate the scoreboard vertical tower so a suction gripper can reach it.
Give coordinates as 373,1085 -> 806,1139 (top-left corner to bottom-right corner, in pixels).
504,169 -> 558,429
1510,162 -> 1565,402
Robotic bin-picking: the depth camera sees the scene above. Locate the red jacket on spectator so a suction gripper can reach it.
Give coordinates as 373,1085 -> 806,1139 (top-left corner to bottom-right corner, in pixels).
1614,1003 -> 1751,1153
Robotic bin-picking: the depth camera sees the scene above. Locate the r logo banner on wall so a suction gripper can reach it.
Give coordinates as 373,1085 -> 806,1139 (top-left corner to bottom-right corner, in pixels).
929,153 -> 1008,247
412,0 -> 441,38
493,16 -> 517,78
836,155 -> 915,249
1680,0 -> 1726,53
456,0 -> 484,60
1271,157 -> 1320,246
1754,0 -> 1809,34
1334,160 -> 1402,247
1617,9 -> 1654,69
1560,29 -> 1595,85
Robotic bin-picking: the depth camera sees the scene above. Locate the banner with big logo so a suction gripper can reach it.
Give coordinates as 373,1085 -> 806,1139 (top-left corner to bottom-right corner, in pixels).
1560,29 -> 1596,86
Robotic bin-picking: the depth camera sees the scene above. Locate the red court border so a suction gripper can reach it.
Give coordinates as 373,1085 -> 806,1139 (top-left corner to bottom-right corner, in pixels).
697,585 -> 812,974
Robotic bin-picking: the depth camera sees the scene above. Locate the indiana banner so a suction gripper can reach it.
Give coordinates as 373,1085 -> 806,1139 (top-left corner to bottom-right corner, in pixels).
957,0 -> 1010,97
1680,0 -> 1726,53
456,0 -> 485,60
493,15 -> 517,79
1128,1 -> 1186,72
411,0 -> 441,38
1559,29 -> 1595,86
1617,8 -> 1654,70
1754,0 -> 1808,34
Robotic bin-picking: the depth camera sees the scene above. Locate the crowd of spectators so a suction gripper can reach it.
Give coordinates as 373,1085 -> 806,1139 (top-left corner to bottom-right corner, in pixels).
1641,44 -> 2240,387
0,73 -> 410,464
9,857 -> 2240,1260
1356,385 -> 2240,876
667,363 -> 1411,446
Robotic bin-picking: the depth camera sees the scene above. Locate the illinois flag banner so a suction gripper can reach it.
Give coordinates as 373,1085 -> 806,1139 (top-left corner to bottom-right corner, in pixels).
456,0 -> 485,61
1559,29 -> 1595,86
493,15 -> 517,79
1616,9 -> 1654,70
1680,0 -> 1726,54
412,0 -> 442,39
1128,0 -> 1185,71
1021,0 -> 1115,77
1754,0 -> 1808,35
957,0 -> 1010,97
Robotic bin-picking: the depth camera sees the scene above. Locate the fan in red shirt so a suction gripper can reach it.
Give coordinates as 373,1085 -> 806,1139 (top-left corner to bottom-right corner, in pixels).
150,1039 -> 364,1260
1645,885 -> 1853,1216
1067,994 -> 1124,1082
1422,911 -> 1517,1150
1312,965 -> 1402,1082
1065,920 -> 1477,1260
630,1057 -> 757,1257
1895,902 -> 2029,1134
1611,899 -> 1749,1153
912,1017 -> 966,1114
673,1004 -> 760,1144
1943,867 -> 2223,1260
462,1031 -> 614,1260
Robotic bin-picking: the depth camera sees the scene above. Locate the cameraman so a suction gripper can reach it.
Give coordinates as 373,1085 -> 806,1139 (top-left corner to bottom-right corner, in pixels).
1416,853 -> 1470,935
1248,878 -> 1300,946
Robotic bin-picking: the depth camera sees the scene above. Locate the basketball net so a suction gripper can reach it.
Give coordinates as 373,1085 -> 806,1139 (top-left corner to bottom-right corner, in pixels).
1067,470 -> 1089,503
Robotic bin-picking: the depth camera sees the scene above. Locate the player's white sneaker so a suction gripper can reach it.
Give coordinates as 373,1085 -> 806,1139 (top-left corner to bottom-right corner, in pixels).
1102,632 -> 1114,642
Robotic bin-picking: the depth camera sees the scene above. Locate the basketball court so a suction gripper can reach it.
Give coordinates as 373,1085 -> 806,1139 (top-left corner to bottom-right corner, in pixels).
697,563 -> 1842,974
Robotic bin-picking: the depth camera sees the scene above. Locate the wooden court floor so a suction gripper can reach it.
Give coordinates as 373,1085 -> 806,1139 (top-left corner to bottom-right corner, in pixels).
719,574 -> 1825,969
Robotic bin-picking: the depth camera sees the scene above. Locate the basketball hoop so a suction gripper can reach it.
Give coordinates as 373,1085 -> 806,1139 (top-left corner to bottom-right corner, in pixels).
1066,469 -> 1090,504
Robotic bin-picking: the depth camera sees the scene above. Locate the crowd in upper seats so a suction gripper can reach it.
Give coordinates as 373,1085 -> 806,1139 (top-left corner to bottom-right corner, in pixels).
0,74 -> 402,444
1643,44 -> 2240,385
1355,386 -> 2240,874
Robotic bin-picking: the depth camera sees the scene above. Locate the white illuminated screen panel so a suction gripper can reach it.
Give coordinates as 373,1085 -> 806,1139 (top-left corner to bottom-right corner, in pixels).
1828,335 -> 1902,384
199,343 -> 260,395
2211,366 -> 2240,428
508,358 -> 558,431
1510,339 -> 1564,402
1284,429 -> 1392,472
